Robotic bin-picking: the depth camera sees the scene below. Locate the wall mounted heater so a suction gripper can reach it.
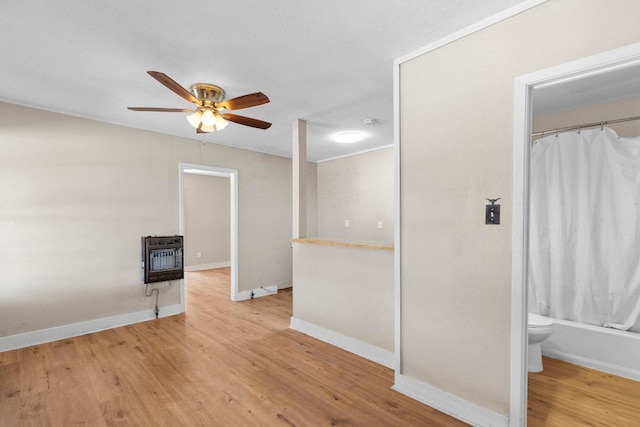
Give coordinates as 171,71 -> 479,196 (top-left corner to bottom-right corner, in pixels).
141,236 -> 184,284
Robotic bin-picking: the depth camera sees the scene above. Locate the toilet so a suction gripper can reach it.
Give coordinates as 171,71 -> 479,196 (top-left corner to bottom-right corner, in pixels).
528,313 -> 554,372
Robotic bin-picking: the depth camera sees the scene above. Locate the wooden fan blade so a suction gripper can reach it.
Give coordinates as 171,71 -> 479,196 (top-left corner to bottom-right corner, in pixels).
147,71 -> 201,105
128,107 -> 194,112
222,113 -> 272,129
216,92 -> 270,111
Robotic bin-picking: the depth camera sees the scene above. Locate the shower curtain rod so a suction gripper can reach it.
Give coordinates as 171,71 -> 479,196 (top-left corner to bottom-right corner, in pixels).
532,114 -> 640,137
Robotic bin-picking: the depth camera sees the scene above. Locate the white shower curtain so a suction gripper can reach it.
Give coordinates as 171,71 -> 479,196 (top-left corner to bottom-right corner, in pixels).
529,127 -> 640,333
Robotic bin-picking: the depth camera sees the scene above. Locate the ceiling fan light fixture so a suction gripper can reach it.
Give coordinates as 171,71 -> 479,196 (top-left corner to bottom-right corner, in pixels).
201,109 -> 216,127
200,123 -> 215,133
215,111 -> 229,130
187,108 -> 228,133
187,110 -> 203,128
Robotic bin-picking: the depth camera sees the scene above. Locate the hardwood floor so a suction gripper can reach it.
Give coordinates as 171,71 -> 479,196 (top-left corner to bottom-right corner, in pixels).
3,268 -> 640,426
0,268 -> 465,426
528,357 -> 640,426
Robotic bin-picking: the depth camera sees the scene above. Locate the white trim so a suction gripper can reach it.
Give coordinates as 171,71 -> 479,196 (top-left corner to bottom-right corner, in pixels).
394,0 -> 548,66
393,374 -> 508,427
234,285 -> 279,302
289,316 -> 394,369
184,261 -> 231,272
510,70 -> 531,427
393,40 -> 402,374
512,42 -> 640,427
542,349 -> 640,382
179,162 -> 239,301
0,304 -> 182,352
516,43 -> 640,91
315,144 -> 393,164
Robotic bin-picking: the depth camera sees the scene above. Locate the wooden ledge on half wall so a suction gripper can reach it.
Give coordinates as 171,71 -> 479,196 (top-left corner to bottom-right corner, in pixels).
290,238 -> 393,251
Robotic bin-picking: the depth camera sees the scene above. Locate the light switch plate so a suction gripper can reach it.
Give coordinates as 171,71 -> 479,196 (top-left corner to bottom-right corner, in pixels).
485,204 -> 500,225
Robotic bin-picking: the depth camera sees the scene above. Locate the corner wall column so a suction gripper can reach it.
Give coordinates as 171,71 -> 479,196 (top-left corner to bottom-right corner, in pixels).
292,119 -> 307,238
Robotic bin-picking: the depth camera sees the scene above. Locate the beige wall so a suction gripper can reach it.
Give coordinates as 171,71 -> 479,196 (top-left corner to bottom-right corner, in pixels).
317,147 -> 393,242
400,0 -> 640,417
0,101 -> 292,338
292,243 -> 394,352
183,174 -> 230,268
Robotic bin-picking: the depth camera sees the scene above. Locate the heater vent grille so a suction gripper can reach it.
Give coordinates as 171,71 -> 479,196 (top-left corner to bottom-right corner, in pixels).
141,236 -> 184,284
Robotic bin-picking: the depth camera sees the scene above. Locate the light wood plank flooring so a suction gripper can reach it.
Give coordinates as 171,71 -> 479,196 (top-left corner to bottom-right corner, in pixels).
528,356 -> 640,426
0,268 -> 464,426
2,268 -> 640,426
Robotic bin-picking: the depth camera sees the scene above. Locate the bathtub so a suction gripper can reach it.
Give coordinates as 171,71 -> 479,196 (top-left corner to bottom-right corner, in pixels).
540,316 -> 640,381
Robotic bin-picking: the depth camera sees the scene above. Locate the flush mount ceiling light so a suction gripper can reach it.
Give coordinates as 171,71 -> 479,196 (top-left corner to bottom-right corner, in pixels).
334,131 -> 365,143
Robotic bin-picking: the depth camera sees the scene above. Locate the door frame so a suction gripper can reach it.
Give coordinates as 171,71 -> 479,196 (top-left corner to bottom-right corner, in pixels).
179,162 -> 239,304
511,42 -> 640,424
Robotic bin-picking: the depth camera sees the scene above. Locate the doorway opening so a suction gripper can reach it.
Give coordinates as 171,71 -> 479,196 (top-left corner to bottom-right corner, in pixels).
179,162 -> 239,307
512,43 -> 640,423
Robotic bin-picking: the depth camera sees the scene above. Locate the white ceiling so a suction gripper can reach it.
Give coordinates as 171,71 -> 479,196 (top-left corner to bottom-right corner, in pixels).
0,0 -> 527,162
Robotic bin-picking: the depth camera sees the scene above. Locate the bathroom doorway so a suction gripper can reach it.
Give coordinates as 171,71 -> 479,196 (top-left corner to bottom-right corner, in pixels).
512,44 -> 640,422
179,162 -> 239,306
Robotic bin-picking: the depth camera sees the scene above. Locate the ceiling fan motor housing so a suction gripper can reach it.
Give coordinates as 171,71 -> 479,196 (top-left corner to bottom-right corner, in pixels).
190,83 -> 225,105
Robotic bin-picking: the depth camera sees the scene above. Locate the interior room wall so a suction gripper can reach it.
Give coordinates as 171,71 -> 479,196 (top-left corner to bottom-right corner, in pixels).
316,147 -> 393,242
291,242 -> 394,361
183,173 -> 230,269
399,0 -> 640,419
0,101 -> 292,341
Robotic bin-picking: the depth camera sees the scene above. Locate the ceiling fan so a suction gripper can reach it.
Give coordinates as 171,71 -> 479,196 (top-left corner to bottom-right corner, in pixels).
128,71 -> 271,133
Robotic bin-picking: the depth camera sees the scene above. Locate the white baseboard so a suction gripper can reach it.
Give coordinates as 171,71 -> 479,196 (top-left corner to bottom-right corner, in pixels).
234,285 -> 278,301
184,261 -> 231,272
542,348 -> 640,382
0,304 -> 183,352
393,373 -> 509,427
289,316 -> 394,368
